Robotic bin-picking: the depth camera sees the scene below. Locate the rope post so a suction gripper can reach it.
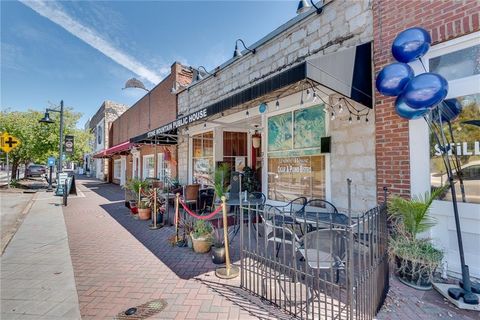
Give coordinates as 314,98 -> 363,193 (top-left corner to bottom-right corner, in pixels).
149,188 -> 160,230
175,193 -> 180,243
215,196 -> 239,279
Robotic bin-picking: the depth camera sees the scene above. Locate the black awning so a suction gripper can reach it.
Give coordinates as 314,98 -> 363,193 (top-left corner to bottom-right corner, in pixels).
130,129 -> 178,145
131,41 -> 372,141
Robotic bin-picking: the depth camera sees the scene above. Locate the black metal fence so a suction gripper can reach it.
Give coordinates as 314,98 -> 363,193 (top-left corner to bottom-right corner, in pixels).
239,199 -> 389,320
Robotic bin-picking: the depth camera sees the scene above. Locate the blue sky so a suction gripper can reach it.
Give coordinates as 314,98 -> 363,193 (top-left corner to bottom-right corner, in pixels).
1,0 -> 298,128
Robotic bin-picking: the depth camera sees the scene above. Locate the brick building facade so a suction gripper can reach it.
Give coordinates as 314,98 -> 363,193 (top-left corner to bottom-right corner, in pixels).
373,0 -> 479,201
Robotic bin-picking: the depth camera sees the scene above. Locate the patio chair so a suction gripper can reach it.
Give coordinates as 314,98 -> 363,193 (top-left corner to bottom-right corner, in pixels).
265,196 -> 307,226
298,199 -> 341,233
182,184 -> 200,212
259,206 -> 303,259
297,228 -> 347,283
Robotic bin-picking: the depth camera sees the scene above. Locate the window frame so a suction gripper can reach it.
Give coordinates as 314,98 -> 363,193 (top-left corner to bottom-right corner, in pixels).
142,154 -> 155,180
113,159 -> 121,180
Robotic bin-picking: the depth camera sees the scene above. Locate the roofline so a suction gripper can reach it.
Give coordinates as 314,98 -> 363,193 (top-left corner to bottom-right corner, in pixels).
185,1 -> 330,91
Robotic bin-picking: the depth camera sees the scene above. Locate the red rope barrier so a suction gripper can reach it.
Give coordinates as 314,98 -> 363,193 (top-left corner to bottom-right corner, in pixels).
178,199 -> 223,220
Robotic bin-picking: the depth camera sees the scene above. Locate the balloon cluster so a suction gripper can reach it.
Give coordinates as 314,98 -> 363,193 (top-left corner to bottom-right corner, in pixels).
375,27 -> 461,122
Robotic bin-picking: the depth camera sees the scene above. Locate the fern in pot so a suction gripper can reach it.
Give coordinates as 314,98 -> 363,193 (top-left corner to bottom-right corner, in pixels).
388,186 -> 447,290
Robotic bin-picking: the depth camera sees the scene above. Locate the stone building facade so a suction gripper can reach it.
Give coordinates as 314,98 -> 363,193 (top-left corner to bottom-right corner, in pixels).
176,0 -> 376,213
88,100 -> 128,181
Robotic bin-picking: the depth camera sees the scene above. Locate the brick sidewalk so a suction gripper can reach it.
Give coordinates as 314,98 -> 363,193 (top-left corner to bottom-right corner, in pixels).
63,178 -> 287,319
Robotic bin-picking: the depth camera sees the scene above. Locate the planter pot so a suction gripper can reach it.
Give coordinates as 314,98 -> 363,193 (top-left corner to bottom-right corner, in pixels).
211,246 -> 226,264
395,256 -> 435,290
129,201 -> 138,214
191,233 -> 212,253
138,208 -> 151,220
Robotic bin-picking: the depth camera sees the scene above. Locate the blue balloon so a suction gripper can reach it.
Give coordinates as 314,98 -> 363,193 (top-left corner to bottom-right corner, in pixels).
392,27 -> 431,63
376,63 -> 414,96
259,102 -> 267,113
403,73 -> 448,109
395,94 -> 429,120
432,98 -> 463,123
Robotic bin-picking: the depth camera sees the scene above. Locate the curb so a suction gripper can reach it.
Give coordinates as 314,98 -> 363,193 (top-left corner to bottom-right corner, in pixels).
1,192 -> 38,255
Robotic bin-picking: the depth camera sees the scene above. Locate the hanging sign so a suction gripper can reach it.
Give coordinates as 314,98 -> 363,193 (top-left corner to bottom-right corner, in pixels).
65,135 -> 74,153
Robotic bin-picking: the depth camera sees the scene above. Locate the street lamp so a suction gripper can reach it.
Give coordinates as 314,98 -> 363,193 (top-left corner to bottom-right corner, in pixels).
39,100 -> 65,190
123,77 -> 151,128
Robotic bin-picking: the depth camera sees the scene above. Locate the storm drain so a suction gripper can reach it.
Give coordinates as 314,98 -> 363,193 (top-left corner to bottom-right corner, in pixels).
114,299 -> 168,319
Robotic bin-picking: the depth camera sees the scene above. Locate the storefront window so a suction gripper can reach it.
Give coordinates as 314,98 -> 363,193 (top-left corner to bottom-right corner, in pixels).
429,41 -> 480,204
192,131 -> 213,185
113,159 -> 121,180
142,155 -> 155,180
267,105 -> 326,202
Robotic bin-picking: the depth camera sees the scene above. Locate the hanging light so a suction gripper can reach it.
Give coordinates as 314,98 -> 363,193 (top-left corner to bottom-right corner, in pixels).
252,135 -> 261,148
357,115 -> 361,121
204,122 -> 207,128
246,110 -> 250,118
365,117 -> 369,123
233,39 -> 256,58
312,90 -> 318,102
275,100 -> 280,110
349,116 -> 353,124
296,0 -> 311,14
331,112 -> 335,120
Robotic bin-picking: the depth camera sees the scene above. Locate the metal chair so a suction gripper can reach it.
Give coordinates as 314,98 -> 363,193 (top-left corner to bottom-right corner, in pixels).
297,228 -> 347,283
298,199 -> 340,233
265,196 -> 307,225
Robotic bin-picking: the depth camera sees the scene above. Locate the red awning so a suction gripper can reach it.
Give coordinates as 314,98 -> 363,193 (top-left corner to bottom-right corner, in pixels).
93,141 -> 135,158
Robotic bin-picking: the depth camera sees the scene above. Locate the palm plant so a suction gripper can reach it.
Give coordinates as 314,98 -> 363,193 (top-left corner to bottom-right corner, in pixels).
388,186 -> 447,240
214,163 -> 230,199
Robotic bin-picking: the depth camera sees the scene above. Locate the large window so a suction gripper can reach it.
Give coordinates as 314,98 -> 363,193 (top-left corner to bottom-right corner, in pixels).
428,40 -> 480,203
192,131 -> 213,185
267,105 -> 327,201
142,155 -> 155,180
113,159 -> 121,180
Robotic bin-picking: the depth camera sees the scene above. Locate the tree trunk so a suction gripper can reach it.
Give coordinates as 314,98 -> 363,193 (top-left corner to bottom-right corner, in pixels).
10,161 -> 18,181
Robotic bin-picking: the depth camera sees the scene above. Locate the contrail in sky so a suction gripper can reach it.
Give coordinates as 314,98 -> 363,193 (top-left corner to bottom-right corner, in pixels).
19,0 -> 163,84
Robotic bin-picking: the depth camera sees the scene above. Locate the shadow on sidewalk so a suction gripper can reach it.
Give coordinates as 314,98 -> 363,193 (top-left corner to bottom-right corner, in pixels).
101,201 -> 242,280
82,180 -> 125,202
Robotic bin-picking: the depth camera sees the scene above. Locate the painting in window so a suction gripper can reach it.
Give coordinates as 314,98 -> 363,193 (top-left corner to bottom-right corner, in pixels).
294,104 -> 326,149
268,113 -> 292,152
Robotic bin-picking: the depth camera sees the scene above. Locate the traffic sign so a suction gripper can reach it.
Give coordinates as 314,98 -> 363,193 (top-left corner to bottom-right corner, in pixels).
0,132 -> 21,153
48,157 -> 56,167
65,135 -> 74,153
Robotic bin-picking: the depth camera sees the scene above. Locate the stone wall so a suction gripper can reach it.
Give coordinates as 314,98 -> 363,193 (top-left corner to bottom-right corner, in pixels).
177,0 -> 373,116
330,103 -> 376,213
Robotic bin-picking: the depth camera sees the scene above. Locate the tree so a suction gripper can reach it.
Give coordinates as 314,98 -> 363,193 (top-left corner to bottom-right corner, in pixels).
0,108 -> 93,179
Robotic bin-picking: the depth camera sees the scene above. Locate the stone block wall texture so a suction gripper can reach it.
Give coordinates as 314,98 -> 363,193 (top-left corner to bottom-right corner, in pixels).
177,0 -> 372,116
110,62 -> 192,146
177,0 -> 374,186
88,100 -> 128,181
373,0 -> 479,202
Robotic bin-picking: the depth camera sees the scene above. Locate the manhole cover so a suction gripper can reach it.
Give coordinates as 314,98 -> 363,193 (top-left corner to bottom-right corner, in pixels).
114,299 -> 168,319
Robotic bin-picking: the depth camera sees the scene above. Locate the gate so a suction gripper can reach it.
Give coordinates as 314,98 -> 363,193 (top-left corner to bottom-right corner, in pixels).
239,194 -> 389,319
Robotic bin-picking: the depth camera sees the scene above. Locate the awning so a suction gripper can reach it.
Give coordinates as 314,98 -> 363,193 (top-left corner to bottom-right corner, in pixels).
93,141 -> 135,158
130,129 -> 179,144
132,41 -> 372,138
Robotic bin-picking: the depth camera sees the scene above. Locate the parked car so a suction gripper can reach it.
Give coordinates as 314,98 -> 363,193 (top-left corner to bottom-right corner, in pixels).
25,164 -> 47,177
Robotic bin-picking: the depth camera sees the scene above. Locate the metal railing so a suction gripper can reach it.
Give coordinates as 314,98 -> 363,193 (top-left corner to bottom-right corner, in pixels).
238,190 -> 389,319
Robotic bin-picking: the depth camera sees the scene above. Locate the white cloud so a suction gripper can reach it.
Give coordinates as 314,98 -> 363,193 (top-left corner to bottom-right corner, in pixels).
19,0 -> 164,85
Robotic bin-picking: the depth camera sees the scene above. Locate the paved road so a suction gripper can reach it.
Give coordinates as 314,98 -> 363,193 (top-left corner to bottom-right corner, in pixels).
0,192 -> 81,319
0,192 -> 34,254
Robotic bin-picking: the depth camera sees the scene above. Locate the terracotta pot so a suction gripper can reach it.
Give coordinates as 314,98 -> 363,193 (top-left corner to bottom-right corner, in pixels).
138,208 -> 151,220
191,233 -> 212,253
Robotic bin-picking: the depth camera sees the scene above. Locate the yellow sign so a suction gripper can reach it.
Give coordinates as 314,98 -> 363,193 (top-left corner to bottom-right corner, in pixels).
0,132 -> 21,153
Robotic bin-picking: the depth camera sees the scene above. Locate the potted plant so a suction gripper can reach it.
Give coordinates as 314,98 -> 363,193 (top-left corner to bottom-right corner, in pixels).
388,186 -> 447,290
214,163 -> 230,201
242,166 -> 260,193
124,178 -> 149,214
191,220 -> 213,253
180,216 -> 195,249
210,227 -> 226,264
137,199 -> 151,220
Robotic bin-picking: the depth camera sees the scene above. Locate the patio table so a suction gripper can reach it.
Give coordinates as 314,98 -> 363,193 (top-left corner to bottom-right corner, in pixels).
294,211 -> 350,227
